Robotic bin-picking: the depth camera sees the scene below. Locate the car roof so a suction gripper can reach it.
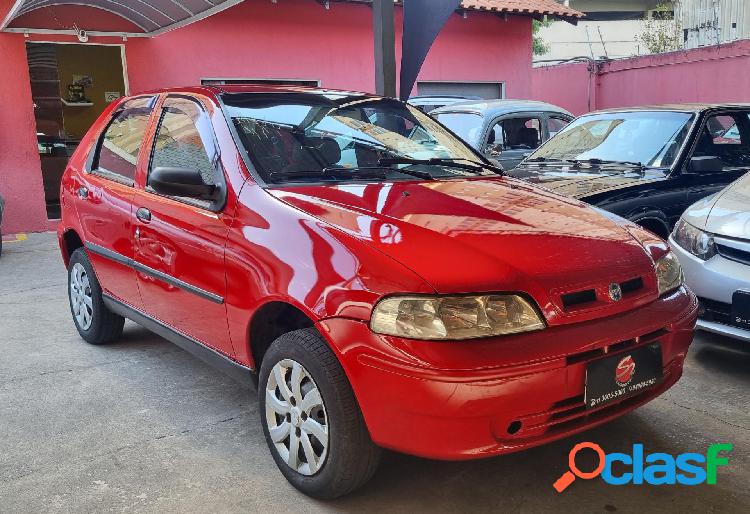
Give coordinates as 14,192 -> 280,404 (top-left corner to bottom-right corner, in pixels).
590,103 -> 750,114
430,99 -> 572,117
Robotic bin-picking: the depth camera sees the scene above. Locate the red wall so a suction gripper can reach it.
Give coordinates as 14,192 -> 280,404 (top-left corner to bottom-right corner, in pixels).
0,33 -> 51,234
530,39 -> 750,116
124,0 -> 531,97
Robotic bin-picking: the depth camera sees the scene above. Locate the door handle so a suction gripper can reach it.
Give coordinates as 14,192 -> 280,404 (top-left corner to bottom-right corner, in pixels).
77,187 -> 88,199
136,207 -> 152,223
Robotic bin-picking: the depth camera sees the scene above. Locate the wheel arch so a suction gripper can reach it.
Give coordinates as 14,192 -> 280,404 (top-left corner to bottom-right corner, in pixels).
628,210 -> 671,239
61,228 -> 85,267
248,300 -> 317,371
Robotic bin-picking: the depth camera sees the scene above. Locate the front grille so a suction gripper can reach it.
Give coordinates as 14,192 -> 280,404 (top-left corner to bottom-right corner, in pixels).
717,244 -> 750,266
699,297 -> 736,326
560,276 -> 646,311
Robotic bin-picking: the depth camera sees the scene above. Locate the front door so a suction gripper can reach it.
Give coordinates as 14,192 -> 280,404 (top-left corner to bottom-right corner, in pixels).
484,113 -> 544,170
132,95 -> 235,356
683,111 -> 750,205
76,96 -> 157,309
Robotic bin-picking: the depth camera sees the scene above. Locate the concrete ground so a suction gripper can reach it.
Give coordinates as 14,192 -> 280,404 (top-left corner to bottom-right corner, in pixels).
0,232 -> 748,513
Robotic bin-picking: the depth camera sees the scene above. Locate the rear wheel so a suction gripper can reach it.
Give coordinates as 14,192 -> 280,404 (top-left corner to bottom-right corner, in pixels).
68,248 -> 124,345
259,328 -> 381,499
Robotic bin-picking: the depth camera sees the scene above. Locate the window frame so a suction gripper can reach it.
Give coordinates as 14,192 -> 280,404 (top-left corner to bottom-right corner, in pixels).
683,109 -> 750,175
145,94 -> 227,212
485,113 -> 544,153
89,96 -> 157,186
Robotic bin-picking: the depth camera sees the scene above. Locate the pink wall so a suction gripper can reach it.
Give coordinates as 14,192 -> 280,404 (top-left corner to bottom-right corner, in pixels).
530,39 -> 750,116
529,62 -> 593,115
125,0 -> 531,97
0,33 -> 51,234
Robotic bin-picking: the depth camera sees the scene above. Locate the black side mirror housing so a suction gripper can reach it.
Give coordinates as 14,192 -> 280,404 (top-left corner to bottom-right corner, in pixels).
150,167 -> 216,200
688,156 -> 723,174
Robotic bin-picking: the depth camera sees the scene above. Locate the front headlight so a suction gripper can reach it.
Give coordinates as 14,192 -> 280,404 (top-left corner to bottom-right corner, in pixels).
655,251 -> 684,296
672,219 -> 716,260
370,294 -> 545,340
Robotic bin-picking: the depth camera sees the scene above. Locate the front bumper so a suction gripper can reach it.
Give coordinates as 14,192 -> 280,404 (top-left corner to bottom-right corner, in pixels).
670,236 -> 750,342
317,288 -> 697,460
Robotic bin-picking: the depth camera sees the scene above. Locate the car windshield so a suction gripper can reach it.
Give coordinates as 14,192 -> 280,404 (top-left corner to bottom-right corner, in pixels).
527,111 -> 696,169
432,111 -> 484,148
222,92 -> 488,184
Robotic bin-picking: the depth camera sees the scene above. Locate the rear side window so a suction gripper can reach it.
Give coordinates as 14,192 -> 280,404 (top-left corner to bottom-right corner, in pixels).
93,97 -> 154,184
150,97 -> 217,187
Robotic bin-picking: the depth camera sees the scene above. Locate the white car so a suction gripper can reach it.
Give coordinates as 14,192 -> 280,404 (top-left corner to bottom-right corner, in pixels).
670,172 -> 750,341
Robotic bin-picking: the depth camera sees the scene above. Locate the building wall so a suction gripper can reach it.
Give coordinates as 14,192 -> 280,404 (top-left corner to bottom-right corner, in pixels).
124,0 -> 532,97
0,33 -> 51,235
530,38 -> 750,115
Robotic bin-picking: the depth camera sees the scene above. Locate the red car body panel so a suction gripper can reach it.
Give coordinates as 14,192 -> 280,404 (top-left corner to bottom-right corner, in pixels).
58,86 -> 698,461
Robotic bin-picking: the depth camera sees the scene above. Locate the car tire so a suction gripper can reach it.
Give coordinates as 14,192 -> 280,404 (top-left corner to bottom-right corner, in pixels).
259,328 -> 382,499
67,248 -> 124,345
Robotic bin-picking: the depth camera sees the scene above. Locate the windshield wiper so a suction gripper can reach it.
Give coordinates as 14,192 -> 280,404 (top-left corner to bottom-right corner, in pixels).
378,157 -> 504,175
269,167 -> 389,182
574,158 -> 646,169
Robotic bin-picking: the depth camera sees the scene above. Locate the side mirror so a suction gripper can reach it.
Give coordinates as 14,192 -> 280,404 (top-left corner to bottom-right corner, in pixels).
150,167 -> 215,199
688,156 -> 723,174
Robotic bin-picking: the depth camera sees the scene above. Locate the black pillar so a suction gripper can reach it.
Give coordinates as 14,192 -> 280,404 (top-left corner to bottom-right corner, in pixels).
373,0 -> 396,97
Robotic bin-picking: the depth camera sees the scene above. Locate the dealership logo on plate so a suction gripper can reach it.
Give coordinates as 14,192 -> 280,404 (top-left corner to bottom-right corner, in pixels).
608,283 -> 623,302
615,355 -> 636,387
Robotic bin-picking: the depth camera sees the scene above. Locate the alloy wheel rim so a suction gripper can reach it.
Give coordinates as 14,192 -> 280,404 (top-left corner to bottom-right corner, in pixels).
70,263 -> 93,330
265,358 -> 329,475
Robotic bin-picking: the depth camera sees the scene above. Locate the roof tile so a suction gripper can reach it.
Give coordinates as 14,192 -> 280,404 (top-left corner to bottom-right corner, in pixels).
460,0 -> 583,19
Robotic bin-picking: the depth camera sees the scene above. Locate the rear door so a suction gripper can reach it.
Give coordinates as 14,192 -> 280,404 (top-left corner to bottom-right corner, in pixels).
75,96 -> 157,309
132,94 -> 235,356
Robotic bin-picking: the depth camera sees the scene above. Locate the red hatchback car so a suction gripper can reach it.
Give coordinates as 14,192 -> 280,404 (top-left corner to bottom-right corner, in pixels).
59,86 -> 698,498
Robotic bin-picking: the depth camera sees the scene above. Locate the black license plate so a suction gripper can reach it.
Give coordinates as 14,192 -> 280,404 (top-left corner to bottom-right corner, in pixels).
731,291 -> 750,329
585,344 -> 662,409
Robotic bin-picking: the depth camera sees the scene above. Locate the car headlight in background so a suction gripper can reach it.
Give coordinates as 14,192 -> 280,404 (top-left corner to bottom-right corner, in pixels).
672,219 -> 717,260
370,294 -> 546,340
655,251 -> 684,296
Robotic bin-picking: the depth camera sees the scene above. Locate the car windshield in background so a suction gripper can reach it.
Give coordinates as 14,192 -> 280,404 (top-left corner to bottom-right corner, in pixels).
527,111 -> 696,169
432,111 -> 483,148
222,93 -> 488,184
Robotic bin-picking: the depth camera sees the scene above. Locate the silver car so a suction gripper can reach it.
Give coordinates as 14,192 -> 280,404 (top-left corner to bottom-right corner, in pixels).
670,172 -> 750,341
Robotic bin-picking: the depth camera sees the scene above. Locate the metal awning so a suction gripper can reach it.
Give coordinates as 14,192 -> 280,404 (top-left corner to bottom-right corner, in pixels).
1,0 -> 244,36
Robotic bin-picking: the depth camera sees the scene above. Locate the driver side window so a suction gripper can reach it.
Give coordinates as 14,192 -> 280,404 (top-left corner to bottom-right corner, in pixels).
150,97 -> 217,188
693,113 -> 750,170
487,116 -> 542,152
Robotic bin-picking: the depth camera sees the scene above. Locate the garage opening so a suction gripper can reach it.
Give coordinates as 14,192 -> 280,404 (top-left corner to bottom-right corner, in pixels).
417,81 -> 505,100
26,42 -> 127,220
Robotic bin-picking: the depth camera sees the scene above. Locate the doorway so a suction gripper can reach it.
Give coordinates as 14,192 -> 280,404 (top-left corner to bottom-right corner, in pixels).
26,42 -> 128,219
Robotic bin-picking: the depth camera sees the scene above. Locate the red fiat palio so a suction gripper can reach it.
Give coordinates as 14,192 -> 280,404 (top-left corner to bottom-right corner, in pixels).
58,86 -> 698,498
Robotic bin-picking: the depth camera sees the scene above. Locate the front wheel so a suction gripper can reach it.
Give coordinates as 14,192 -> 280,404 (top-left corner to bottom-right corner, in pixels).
68,248 -> 124,345
259,328 -> 381,499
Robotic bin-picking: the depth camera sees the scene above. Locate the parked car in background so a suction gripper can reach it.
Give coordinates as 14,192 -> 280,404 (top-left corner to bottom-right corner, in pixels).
510,104 -> 750,239
671,173 -> 750,342
407,94 -> 481,113
431,100 -> 573,170
58,85 -> 696,499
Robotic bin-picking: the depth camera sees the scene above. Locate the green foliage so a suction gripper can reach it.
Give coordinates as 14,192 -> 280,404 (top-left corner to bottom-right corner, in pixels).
532,19 -> 552,56
636,2 -> 682,54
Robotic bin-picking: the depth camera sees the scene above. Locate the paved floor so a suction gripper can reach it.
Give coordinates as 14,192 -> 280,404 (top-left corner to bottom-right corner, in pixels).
0,233 -> 748,513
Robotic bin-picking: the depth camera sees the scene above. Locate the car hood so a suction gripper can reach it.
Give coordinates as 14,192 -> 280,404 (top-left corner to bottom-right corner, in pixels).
269,177 -> 656,319
509,166 -> 667,199
686,172 -> 750,239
